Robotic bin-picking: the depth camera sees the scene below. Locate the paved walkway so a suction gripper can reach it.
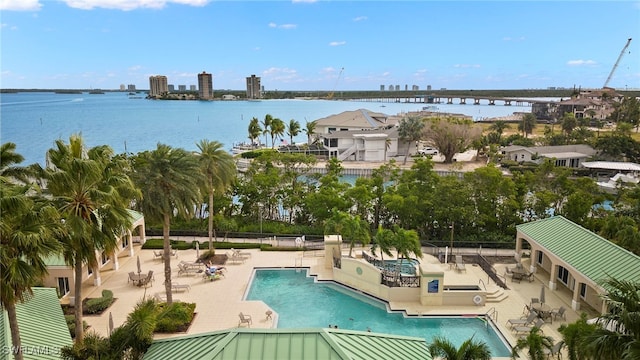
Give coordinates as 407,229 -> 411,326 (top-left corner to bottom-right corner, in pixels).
77,244 -> 594,358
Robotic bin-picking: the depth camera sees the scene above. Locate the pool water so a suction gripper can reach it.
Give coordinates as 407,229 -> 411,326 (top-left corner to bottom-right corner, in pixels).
379,258 -> 419,275
245,269 -> 511,357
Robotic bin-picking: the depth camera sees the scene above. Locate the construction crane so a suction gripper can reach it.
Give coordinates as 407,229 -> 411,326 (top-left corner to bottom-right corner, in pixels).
603,38 -> 632,88
327,67 -> 344,99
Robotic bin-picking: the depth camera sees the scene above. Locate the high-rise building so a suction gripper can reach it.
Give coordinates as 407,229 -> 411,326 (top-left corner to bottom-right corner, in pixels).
168,84 -> 175,92
246,75 -> 261,99
178,85 -> 186,92
198,71 -> 213,100
127,84 -> 136,91
149,75 -> 168,98
190,85 -> 196,91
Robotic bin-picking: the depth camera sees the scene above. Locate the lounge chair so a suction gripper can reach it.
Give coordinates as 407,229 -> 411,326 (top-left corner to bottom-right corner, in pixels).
153,250 -> 163,259
455,255 -> 466,272
507,312 -> 537,329
238,312 -> 252,327
550,306 -> 566,321
171,283 -> 191,292
513,319 -> 545,335
543,341 -> 564,359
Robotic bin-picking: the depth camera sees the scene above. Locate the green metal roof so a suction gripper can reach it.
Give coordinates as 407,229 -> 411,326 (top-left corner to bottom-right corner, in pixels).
517,216 -> 640,285
143,328 -> 431,360
0,287 -> 73,360
128,209 -> 144,223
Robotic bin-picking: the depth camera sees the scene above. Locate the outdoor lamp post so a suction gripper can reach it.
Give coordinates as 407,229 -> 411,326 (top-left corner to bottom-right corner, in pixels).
449,222 -> 454,249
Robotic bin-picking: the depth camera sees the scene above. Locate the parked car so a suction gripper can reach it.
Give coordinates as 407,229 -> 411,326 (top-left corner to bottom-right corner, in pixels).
418,147 -> 439,156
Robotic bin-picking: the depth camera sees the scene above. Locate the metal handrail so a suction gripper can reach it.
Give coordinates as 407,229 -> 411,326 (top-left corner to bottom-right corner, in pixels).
486,307 -> 498,322
478,279 -> 487,291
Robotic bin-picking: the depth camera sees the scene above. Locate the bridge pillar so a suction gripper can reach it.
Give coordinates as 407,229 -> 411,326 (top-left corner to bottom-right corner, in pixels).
459,98 -> 466,105
447,97 -> 453,104
488,99 -> 496,105
505,100 -> 512,106
474,98 -> 480,105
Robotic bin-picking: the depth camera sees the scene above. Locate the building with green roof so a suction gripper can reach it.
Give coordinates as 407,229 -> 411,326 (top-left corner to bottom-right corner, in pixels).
515,215 -> 640,313
0,287 -> 73,359
42,209 -> 145,303
142,328 -> 431,360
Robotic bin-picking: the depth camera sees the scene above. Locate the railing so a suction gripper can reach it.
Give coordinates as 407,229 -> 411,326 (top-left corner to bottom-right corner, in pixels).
478,279 -> 487,291
486,307 -> 498,322
475,254 -> 508,289
364,252 -> 420,288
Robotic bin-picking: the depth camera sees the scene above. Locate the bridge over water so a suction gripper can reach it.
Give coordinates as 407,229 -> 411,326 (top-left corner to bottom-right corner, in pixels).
348,95 -> 557,106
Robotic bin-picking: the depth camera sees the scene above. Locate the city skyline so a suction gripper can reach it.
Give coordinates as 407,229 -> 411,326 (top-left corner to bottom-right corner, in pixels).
1,0 -> 640,91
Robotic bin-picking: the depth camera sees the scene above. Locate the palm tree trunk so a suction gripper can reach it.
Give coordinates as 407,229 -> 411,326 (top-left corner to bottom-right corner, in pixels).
6,302 -> 24,360
208,190 -> 214,250
163,214 -> 173,304
74,257 -> 84,343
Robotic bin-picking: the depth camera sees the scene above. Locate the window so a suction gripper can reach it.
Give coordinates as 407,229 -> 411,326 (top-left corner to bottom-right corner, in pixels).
122,235 -> 129,248
557,266 -> 569,285
536,250 -> 543,265
555,159 -> 567,167
57,277 -> 70,296
329,139 -> 338,147
328,127 -> 336,133
87,266 -> 93,276
580,283 -> 587,299
101,252 -> 109,265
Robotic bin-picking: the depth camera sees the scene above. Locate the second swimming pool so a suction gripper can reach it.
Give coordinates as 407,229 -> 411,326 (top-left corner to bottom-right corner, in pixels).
245,268 -> 511,357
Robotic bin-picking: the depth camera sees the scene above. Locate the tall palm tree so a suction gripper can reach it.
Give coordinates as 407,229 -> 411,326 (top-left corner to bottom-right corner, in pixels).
43,135 -> 137,343
519,113 -> 537,138
1,148 -> 62,360
194,139 -> 236,250
489,120 -> 510,136
0,142 -> 31,183
286,119 -> 301,145
392,226 -> 422,268
270,118 -> 285,148
304,121 -> 317,144
262,114 -> 273,147
584,277 -> 640,360
398,116 -> 425,164
323,209 -> 370,257
558,313 -> 597,360
428,336 -> 492,360
247,117 -> 262,146
131,144 -> 202,304
511,326 -> 554,360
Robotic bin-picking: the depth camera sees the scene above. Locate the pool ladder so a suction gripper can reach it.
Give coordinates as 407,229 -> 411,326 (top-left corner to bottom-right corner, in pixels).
485,307 -> 498,323
294,257 -> 303,272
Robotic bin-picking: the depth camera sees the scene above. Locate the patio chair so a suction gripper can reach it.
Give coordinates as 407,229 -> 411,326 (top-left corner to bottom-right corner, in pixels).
127,271 -> 136,284
550,306 -> 566,321
238,312 -> 252,327
513,319 -> 545,335
138,270 -> 154,288
531,298 -> 540,307
543,341 -> 564,359
454,255 -> 466,272
153,250 -> 163,259
507,311 -> 537,329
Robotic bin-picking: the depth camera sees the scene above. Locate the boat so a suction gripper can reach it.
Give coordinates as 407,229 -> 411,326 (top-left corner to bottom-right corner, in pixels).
422,105 -> 439,111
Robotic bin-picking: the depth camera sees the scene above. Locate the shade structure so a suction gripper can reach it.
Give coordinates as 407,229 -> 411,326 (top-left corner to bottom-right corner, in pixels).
137,255 -> 142,275
109,312 -> 114,336
195,241 -> 200,260
540,284 -> 546,304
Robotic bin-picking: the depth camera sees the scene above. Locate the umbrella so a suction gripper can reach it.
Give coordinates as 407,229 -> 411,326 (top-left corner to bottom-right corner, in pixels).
137,255 -> 142,275
540,284 -> 546,304
195,241 -> 200,261
108,312 -> 114,336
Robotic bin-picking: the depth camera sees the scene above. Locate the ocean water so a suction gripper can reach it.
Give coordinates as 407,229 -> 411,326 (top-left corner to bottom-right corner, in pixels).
1,91 -> 533,166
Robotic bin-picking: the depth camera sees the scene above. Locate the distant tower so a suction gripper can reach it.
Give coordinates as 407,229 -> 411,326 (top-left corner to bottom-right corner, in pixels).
395,85 -> 400,91
168,84 -> 175,92
380,85 -> 385,91
427,85 -> 432,91
388,84 -> 394,91
127,84 -> 136,91
405,85 -> 408,91
198,71 -> 214,100
246,75 -> 261,99
149,75 -> 168,98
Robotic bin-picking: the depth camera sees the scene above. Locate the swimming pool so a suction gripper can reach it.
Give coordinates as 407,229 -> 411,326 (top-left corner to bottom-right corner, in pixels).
245,269 -> 511,357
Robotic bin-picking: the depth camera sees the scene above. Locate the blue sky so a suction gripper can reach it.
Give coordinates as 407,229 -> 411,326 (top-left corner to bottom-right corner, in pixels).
2,0 -> 639,91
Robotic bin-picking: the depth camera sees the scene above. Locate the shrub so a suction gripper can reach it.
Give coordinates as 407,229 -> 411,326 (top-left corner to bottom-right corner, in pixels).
65,315 -> 88,338
155,302 -> 196,333
85,289 -> 115,314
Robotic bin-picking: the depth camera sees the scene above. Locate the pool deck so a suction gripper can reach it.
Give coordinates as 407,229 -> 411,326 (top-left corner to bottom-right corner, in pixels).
77,244 -> 594,358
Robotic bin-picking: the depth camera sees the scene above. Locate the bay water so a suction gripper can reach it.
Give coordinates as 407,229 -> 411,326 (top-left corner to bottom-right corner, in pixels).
1,92 -> 533,166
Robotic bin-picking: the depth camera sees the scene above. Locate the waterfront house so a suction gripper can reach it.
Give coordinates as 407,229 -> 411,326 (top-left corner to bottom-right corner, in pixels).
581,161 -> 640,193
313,109 -> 400,135
500,144 -> 597,167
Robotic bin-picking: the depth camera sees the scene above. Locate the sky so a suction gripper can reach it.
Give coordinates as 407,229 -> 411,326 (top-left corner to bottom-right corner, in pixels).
1,0 -> 640,91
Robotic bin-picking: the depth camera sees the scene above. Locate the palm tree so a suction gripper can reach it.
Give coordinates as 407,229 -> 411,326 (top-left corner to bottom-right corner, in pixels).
194,139 -> 236,250
392,226 -> 422,268
304,121 -> 317,144
262,114 -> 273,147
518,113 -> 537,138
247,117 -> 262,146
0,142 -> 32,183
428,336 -> 492,360
270,118 -> 285,148
43,135 -> 137,343
489,120 -> 510,136
511,326 -> 554,360
131,144 -> 202,305
323,209 -> 370,257
584,277 -> 640,360
371,225 -> 394,263
1,149 -> 62,360
398,116 -> 425,164
558,313 -> 597,360
286,119 -> 301,145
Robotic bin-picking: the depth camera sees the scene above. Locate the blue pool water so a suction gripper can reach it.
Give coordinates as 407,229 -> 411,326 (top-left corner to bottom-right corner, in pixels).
379,258 -> 419,275
245,269 -> 511,357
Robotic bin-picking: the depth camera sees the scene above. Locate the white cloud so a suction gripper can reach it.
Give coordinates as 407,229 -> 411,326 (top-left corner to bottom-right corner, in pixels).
453,64 -> 481,68
329,41 -> 346,46
292,0 -> 317,3
0,0 -> 42,11
567,59 -> 597,66
61,0 -> 208,11
353,16 -> 367,22
269,22 -> 297,29
262,67 -> 298,81
128,65 -> 142,71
